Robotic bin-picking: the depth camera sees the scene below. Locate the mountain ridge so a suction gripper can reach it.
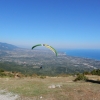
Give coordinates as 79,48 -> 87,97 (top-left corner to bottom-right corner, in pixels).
0,42 -> 19,50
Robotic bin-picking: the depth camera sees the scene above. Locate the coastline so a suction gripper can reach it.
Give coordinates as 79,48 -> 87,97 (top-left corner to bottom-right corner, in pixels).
58,49 -> 100,61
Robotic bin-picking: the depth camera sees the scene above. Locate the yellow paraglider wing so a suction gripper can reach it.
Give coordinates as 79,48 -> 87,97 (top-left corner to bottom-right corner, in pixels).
43,44 -> 57,56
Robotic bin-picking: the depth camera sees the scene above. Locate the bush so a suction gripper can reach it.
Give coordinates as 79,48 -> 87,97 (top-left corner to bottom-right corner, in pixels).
7,73 -> 14,77
91,69 -> 100,76
74,74 -> 88,81
0,72 -> 6,77
40,75 -> 46,79
0,69 -> 4,72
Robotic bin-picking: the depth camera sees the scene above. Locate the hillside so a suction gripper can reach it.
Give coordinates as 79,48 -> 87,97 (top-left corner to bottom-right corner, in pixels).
0,42 -> 18,51
0,42 -> 100,99
0,42 -> 100,75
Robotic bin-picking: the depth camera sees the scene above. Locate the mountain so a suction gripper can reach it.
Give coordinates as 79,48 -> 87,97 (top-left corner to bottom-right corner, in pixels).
0,42 -> 19,51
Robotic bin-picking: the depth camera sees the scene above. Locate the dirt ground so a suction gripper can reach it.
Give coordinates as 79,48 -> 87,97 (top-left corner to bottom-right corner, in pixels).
0,75 -> 100,100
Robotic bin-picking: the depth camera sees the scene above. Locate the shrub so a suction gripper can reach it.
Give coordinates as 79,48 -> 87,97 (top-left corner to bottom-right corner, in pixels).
7,73 -> 14,77
40,75 -> 46,79
0,69 -> 4,72
74,74 -> 88,81
0,72 -> 6,77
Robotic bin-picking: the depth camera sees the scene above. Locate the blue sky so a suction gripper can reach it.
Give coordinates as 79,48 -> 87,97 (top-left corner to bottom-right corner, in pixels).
0,0 -> 100,49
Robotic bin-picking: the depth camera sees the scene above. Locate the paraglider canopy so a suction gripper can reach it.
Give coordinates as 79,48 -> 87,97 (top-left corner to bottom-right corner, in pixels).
31,44 -> 57,56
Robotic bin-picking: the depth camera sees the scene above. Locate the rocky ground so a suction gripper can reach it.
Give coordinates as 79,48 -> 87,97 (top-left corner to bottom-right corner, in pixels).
0,90 -> 19,100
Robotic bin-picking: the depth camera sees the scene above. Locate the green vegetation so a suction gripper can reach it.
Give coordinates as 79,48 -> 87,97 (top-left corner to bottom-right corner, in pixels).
0,61 -> 95,76
84,69 -> 100,76
74,69 -> 100,82
91,69 -> 100,75
1,47 -> 100,77
74,74 -> 88,81
0,61 -> 100,79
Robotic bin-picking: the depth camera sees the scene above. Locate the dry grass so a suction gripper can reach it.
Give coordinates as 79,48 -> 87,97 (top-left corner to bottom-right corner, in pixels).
0,75 -> 100,100
86,75 -> 100,81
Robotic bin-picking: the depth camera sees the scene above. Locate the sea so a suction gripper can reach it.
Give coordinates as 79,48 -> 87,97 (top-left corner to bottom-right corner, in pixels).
58,49 -> 100,61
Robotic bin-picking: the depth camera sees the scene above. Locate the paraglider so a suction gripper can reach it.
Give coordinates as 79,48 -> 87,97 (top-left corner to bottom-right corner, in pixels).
40,65 -> 42,69
32,44 -> 57,56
